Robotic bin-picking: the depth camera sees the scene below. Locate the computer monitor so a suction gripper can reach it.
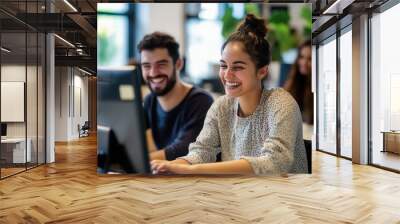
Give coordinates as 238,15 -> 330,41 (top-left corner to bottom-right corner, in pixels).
1,123 -> 7,138
97,66 -> 151,174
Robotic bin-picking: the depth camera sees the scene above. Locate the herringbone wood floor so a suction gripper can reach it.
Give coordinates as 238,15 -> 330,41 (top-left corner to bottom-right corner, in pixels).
1,135 -> 400,223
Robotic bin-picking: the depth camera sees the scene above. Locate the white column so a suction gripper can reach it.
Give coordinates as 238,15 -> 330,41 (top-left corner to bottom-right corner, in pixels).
352,14 -> 369,164
46,33 -> 55,163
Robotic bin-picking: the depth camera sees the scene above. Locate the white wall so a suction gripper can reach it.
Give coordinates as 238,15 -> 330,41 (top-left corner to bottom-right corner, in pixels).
136,4 -> 185,56
1,65 -> 26,81
72,73 -> 89,138
1,65 -> 32,138
55,66 -> 69,141
1,82 -> 25,122
55,67 -> 89,141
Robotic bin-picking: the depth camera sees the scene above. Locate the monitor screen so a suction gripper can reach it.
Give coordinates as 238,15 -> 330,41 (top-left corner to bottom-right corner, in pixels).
97,66 -> 151,174
1,123 -> 7,137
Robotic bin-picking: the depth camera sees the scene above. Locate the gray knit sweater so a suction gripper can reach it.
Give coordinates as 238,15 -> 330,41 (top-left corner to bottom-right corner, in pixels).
179,88 -> 308,175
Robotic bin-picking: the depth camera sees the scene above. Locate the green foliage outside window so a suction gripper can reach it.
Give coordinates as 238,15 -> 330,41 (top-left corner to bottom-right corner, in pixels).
267,9 -> 296,61
98,29 -> 117,66
221,4 -> 260,39
301,5 -> 312,40
221,4 -> 312,61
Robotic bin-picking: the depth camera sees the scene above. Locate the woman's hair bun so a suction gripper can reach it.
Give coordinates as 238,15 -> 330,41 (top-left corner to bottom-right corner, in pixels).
237,14 -> 268,39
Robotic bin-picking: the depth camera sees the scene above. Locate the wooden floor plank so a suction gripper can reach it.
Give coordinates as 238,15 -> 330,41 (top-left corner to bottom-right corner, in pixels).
0,135 -> 400,223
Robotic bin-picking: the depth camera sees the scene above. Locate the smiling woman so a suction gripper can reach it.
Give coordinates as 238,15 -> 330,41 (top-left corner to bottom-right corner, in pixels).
151,14 -> 308,175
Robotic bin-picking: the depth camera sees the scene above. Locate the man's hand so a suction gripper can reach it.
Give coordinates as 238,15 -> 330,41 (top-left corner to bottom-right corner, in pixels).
149,150 -> 166,161
146,129 -> 157,153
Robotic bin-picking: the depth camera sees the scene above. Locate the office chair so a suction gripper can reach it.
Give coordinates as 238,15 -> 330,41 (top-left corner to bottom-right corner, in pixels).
304,139 -> 312,173
79,121 -> 90,138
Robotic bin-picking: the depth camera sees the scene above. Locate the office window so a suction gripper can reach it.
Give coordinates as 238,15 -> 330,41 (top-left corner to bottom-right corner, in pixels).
1,31 -> 28,177
339,28 -> 352,158
371,3 -> 400,171
317,36 -> 337,154
98,3 -> 129,14
97,3 -> 132,67
27,31 -> 38,169
186,17 -> 223,82
97,15 -> 129,66
0,1 -> 46,179
185,3 -> 224,83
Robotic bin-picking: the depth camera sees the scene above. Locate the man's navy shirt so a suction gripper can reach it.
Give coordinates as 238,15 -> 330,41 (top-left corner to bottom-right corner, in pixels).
144,86 -> 214,160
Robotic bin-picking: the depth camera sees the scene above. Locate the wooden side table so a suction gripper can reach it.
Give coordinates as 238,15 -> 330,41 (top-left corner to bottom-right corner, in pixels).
381,131 -> 400,154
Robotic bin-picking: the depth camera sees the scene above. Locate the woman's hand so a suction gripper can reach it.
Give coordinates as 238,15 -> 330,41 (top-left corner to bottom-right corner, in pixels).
150,159 -> 254,175
151,160 -> 194,175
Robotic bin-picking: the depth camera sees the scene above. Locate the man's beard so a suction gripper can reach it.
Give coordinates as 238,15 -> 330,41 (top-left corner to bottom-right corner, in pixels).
147,70 -> 177,97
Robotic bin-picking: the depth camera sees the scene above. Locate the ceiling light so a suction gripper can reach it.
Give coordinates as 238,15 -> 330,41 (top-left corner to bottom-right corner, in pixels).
54,34 -> 75,48
78,67 -> 92,76
63,0 -> 78,12
1,47 -> 11,53
323,0 -> 354,15
76,49 -> 85,55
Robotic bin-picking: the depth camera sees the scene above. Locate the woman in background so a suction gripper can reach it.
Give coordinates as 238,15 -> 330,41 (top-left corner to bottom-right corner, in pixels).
284,40 -> 313,140
151,14 -> 308,175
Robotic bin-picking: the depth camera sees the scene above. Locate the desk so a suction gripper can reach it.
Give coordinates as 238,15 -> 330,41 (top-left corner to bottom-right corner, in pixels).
381,131 -> 400,154
1,138 -> 31,163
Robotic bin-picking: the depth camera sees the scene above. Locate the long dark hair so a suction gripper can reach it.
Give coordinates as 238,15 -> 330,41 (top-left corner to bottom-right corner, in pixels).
284,40 -> 313,124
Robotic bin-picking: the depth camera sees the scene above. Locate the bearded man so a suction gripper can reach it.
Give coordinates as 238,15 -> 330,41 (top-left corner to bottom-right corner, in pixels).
138,32 -> 214,161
